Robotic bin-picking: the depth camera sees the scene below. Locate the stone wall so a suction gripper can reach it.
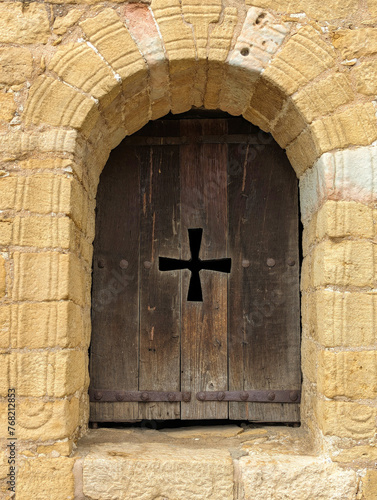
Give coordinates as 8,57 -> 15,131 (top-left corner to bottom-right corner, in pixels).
0,0 -> 376,498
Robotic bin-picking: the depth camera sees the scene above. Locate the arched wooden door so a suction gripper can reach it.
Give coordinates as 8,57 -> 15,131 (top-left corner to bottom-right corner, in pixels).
89,114 -> 301,423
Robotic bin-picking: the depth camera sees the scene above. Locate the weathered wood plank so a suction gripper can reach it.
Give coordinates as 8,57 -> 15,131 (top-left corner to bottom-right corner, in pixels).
180,118 -> 229,419
227,118 -> 300,422
90,144 -> 140,422
138,121 -> 181,420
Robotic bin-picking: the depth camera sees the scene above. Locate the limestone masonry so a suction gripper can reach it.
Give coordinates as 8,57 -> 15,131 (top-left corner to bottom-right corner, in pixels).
0,0 -> 377,498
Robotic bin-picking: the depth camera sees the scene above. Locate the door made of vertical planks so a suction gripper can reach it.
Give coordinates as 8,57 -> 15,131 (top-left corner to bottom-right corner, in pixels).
90,115 -> 301,423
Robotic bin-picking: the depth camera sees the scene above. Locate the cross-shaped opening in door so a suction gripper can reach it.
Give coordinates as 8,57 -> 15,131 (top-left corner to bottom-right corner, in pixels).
159,228 -> 232,301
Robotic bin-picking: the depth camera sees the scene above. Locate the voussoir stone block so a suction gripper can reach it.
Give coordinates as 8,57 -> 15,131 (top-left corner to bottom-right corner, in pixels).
48,43 -> 121,108
0,47 -> 33,87
24,76 -> 100,138
83,443 -> 233,500
0,2 -> 50,44
80,9 -> 148,100
53,9 -> 84,36
239,453 -> 357,500
353,60 -> 377,95
17,457 -> 75,500
263,25 -> 335,96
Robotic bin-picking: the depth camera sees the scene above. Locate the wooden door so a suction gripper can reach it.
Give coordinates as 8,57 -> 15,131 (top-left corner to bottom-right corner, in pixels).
90,115 -> 301,423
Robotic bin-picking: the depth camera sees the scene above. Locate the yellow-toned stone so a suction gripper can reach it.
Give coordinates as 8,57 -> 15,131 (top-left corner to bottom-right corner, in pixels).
0,354 -> 9,396
301,337 -> 319,384
264,26 -> 335,96
0,306 -> 10,349
353,61 -> 377,95
332,28 -> 377,59
0,218 -> 12,246
311,102 -> 377,153
53,9 -> 84,36
48,43 -> 121,108
272,99 -> 306,148
0,48 -> 33,87
286,127 -> 319,177
317,400 -> 377,438
362,470 -> 377,500
12,350 -> 86,398
37,440 -> 73,457
311,240 -> 375,288
0,256 -> 5,299
0,93 -> 16,122
12,252 -> 87,306
12,216 -> 71,249
245,0 -> 358,20
246,79 -> 287,130
11,301 -> 86,349
318,351 -> 377,399
208,7 -> 238,63
24,76 -> 100,138
18,157 -> 84,185
80,9 -> 148,99
123,90 -> 151,136
17,457 -> 75,500
17,397 -> 79,441
293,73 -> 354,123
333,446 -> 377,463
0,2 -> 50,44
162,425 -> 243,439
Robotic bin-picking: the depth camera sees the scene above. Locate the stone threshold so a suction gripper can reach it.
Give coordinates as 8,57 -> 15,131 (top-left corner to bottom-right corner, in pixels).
73,425 -> 357,499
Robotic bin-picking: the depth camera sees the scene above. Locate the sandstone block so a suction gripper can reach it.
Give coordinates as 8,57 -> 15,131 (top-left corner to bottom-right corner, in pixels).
83,443 -> 233,499
239,453 -> 357,500
286,127 -> 318,177
362,470 -> 377,500
272,98 -> 306,148
312,240 -> 375,288
301,337 -> 318,384
0,48 -> 33,87
293,73 -> 354,123
80,9 -> 148,99
0,256 -> 5,298
13,252 -> 87,306
0,93 -> 16,122
353,61 -> 377,95
12,301 -> 86,349
37,440 -> 73,457
317,400 -> 377,439
0,3 -> 50,44
13,350 -> 86,397
17,397 -> 79,441
318,351 -> 377,399
308,290 -> 377,347
24,76 -> 99,138
264,26 -> 335,96
0,306 -> 10,349
48,43 -> 121,108
246,0 -> 358,20
332,28 -> 377,59
53,9 -> 84,36
17,457 -> 75,500
333,446 -> 377,464
12,216 -> 71,249
0,218 -> 12,246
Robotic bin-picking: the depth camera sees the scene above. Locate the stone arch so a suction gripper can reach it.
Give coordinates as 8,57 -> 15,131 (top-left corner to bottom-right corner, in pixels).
10,2 -> 377,457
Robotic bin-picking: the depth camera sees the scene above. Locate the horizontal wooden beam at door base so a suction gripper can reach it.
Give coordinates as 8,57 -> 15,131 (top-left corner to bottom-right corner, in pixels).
196,390 -> 300,403
122,134 -> 271,146
89,390 -> 300,403
89,390 -> 192,403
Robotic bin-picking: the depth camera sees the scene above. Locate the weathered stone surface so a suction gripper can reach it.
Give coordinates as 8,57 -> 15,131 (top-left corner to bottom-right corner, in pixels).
83,443 -> 233,499
293,73 -> 354,123
317,400 -> 377,439
272,98 -> 306,148
161,425 -> 243,439
333,445 -> 377,464
80,9 -> 148,99
12,215 -> 71,248
0,47 -> 33,87
299,146 -> 377,223
362,469 -> 377,499
37,440 -> 73,457
222,7 -> 289,115
12,252 -> 87,306
0,256 -> 5,299
24,76 -> 99,138
11,301 -> 86,349
0,2 -> 50,44
0,306 -> 10,349
305,290 -> 377,347
332,28 -> 377,59
318,351 -> 377,399
13,350 -> 86,397
245,0 -> 358,20
353,60 -> 377,95
48,43 -> 121,108
263,26 -> 335,96
0,93 -> 16,122
17,397 -> 79,441
239,453 -> 357,500
17,457 -> 75,500
53,9 -> 84,36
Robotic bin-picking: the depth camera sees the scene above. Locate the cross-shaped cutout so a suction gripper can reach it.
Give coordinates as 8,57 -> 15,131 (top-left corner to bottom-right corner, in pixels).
159,228 -> 232,301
